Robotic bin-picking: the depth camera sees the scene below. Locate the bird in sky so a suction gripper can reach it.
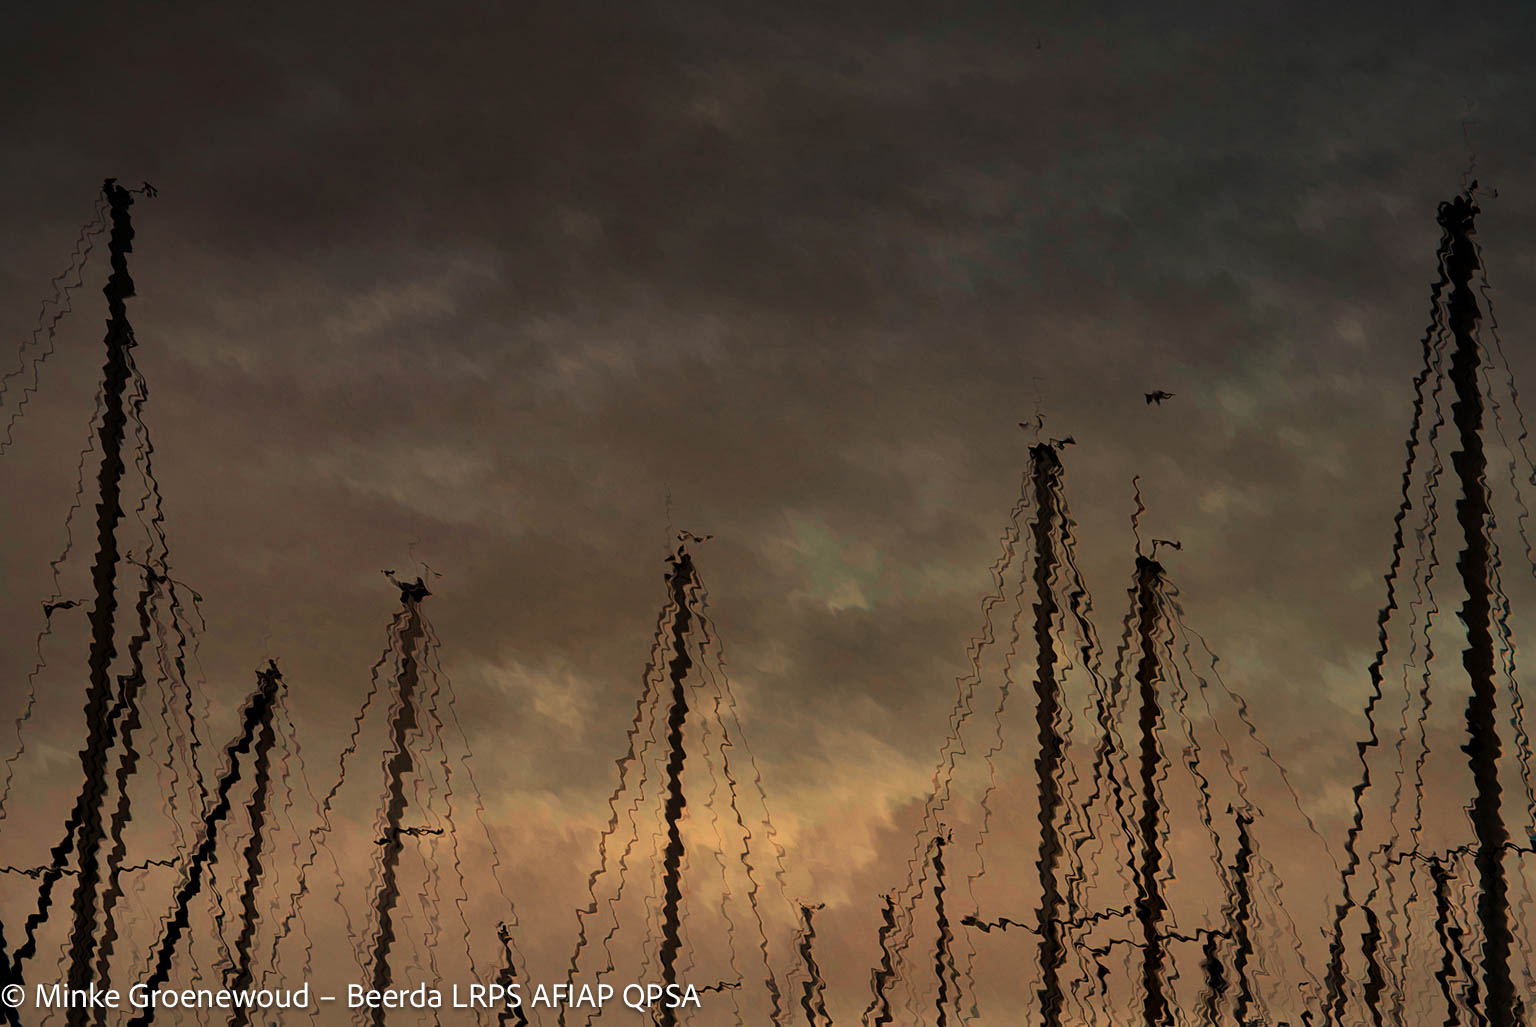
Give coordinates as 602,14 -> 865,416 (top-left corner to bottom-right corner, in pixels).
1146,390 -> 1175,405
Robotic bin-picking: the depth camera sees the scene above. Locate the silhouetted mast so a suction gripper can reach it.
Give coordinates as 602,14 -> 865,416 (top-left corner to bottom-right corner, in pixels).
366,576 -> 432,1027
655,545 -> 696,1027
1026,443 -> 1069,1027
55,179 -> 143,1002
1228,809 -> 1257,1025
1198,807 -> 1258,1027
224,657 -> 283,1027
125,663 -> 286,1027
797,903 -> 830,1027
1440,189 -> 1514,1027
932,833 -> 954,1027
1131,554 -> 1171,1027
1430,860 -> 1463,1026
863,896 -> 899,1026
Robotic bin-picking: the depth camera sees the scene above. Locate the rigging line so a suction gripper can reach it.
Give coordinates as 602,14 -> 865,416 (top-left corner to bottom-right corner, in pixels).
421,617 -> 527,982
890,835 -> 941,1023
1383,354 -> 1452,1026
692,574 -> 797,1020
1378,859 -> 1425,1027
224,674 -> 286,1027
262,690 -> 319,988
691,594 -> 786,1026
894,473 -> 1032,915
578,654 -> 669,1027
1323,193 -> 1457,1027
560,584 -> 673,1022
415,619 -> 468,995
1067,482 -> 1162,917
1050,474 -> 1119,919
883,476 -> 1035,1002
145,590 -> 194,876
1472,282 -> 1536,836
1477,243 -> 1536,841
267,594 -> 404,997
1158,649 -> 1234,1022
1064,571 -> 1140,915
578,648 -> 672,1027
689,626 -> 747,1025
0,384 -> 106,822
397,621 -> 448,1007
0,192 -> 108,454
1166,604 -> 1334,867
952,491 -> 1033,1020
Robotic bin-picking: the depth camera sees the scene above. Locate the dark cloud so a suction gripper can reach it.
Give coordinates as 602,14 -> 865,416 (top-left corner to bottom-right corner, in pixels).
2,0 -> 1535,1018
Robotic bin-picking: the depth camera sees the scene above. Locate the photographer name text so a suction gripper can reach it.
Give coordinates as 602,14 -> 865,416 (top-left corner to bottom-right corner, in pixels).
3,981 -> 703,1013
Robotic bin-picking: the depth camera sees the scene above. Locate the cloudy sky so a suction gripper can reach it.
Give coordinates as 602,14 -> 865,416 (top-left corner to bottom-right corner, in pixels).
2,1 -> 1535,1022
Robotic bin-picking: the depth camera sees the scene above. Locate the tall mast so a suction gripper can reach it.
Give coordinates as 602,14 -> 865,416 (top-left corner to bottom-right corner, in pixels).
1430,860 -> 1463,1026
1440,189 -> 1514,1027
1026,442 -> 1069,1027
933,833 -> 954,1027
62,178 -> 140,996
225,660 -> 285,1027
655,545 -> 696,1027
124,664 -> 285,1027
1228,809 -> 1257,1025
797,903 -> 830,1027
366,576 -> 432,1027
1131,554 -> 1171,1027
864,895 -> 899,1026
1197,806 -> 1258,1027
